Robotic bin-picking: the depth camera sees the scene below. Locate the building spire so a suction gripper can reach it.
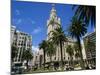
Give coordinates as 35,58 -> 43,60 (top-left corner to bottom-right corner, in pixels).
51,4 -> 56,11
50,4 -> 57,19
51,4 -> 56,14
52,4 -> 55,9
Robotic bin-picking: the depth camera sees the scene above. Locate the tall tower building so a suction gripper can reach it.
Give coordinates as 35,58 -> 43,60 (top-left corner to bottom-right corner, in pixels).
47,4 -> 61,40
46,4 -> 62,62
33,4 -> 76,69
83,31 -> 96,65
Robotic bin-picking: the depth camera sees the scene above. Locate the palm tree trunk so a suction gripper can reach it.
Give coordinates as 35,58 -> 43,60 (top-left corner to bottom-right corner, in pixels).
69,56 -> 71,66
50,55 -> 52,64
70,56 -> 73,67
40,56 -> 42,69
60,40 -> 63,69
77,36 -> 85,69
43,50 -> 45,70
26,60 -> 29,70
50,55 -> 52,69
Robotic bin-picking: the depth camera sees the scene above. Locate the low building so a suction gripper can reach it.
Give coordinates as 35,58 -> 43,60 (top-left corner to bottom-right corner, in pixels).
11,26 -> 32,62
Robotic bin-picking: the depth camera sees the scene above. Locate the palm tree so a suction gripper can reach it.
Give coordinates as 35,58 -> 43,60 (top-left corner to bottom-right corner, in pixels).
46,41 -> 56,66
75,52 -> 80,62
68,16 -> 87,69
74,42 -> 80,62
22,49 -> 33,69
39,55 -> 43,69
51,27 -> 67,69
39,40 -> 48,69
73,5 -> 96,28
66,45 -> 74,67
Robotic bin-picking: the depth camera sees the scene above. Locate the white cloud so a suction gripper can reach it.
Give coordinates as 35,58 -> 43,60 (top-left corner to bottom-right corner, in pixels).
32,45 -> 39,53
15,9 -> 20,15
17,19 -> 22,24
27,18 -> 35,25
32,27 -> 41,34
12,18 -> 22,25
31,20 -> 35,24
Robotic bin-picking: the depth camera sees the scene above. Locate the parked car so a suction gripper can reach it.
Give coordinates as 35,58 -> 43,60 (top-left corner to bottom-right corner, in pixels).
65,64 -> 74,71
91,65 -> 96,69
11,62 -> 25,74
85,64 -> 95,70
65,64 -> 69,71
33,65 -> 38,71
69,66 -> 74,70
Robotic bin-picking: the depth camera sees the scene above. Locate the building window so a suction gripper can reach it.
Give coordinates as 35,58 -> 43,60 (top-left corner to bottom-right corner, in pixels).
68,57 -> 69,60
64,57 -> 65,60
18,43 -> 20,46
55,57 -> 56,60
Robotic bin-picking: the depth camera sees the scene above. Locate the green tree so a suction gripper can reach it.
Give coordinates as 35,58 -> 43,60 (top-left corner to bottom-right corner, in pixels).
39,40 -> 48,69
22,49 -> 33,69
51,27 -> 67,69
73,5 -> 96,28
66,45 -> 74,67
68,16 -> 87,69
11,45 -> 18,62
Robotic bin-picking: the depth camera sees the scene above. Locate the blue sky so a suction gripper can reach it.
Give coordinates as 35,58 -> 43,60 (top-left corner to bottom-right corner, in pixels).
11,1 -> 94,52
